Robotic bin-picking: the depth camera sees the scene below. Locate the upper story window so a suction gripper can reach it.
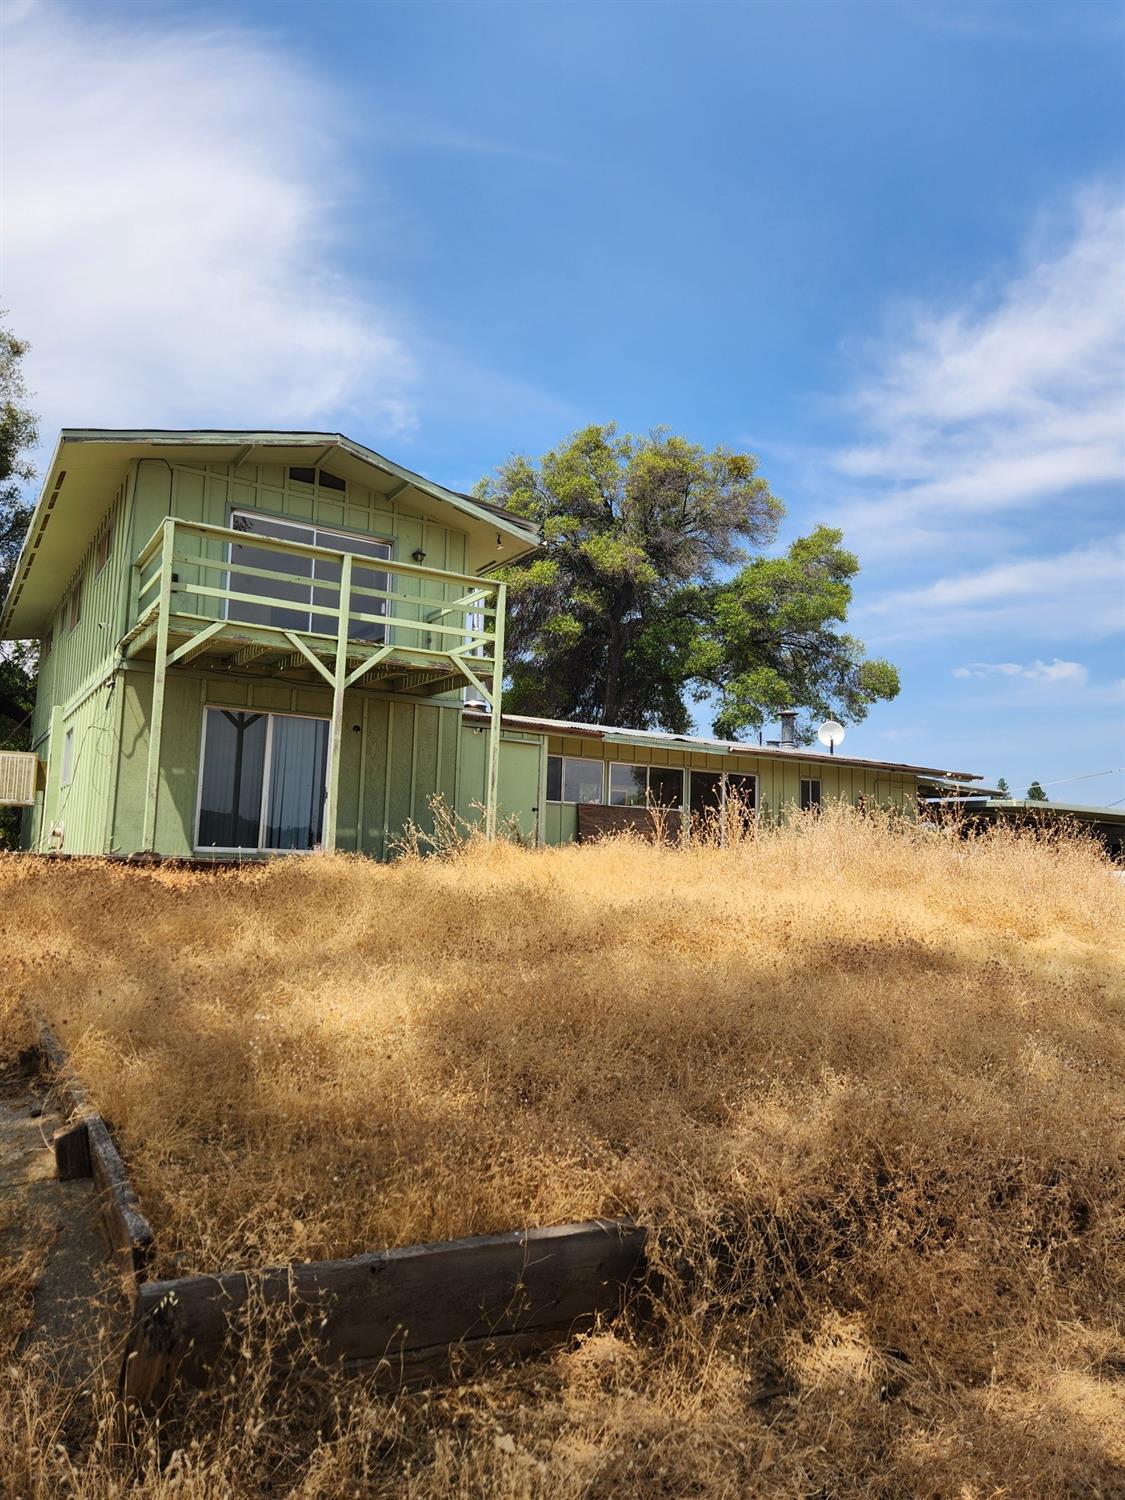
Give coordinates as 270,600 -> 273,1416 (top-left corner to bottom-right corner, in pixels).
95,524 -> 112,575
66,582 -> 82,632
227,511 -> 391,642
288,466 -> 346,492
800,778 -> 821,811
41,626 -> 53,658
546,755 -> 603,805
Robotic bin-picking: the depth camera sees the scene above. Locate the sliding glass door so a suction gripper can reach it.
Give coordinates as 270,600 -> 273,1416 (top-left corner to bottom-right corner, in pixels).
228,512 -> 391,641
196,708 -> 330,852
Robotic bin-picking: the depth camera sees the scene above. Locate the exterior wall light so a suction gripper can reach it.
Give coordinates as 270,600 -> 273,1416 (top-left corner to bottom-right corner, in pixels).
411,548 -> 427,563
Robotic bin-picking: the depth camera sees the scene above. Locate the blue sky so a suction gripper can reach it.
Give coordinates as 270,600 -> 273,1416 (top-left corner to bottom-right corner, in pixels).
2,0 -> 1123,802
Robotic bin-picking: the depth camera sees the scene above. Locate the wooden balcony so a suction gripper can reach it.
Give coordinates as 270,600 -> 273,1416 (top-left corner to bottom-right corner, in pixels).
127,518 -> 507,850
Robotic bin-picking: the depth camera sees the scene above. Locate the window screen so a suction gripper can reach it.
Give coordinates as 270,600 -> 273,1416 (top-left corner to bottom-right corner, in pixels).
689,770 -> 722,815
800,778 -> 822,811
608,763 -> 647,806
545,755 -> 603,803
647,766 -> 684,808
725,772 -> 757,810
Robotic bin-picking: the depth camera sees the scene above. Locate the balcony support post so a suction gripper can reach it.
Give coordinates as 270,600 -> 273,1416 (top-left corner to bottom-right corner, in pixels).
484,582 -> 507,840
323,553 -> 352,853
141,519 -> 175,851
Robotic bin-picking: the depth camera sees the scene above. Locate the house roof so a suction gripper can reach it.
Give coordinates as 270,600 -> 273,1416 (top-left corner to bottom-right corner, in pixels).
466,708 -> 987,784
2,429 -> 541,638
932,797 -> 1125,825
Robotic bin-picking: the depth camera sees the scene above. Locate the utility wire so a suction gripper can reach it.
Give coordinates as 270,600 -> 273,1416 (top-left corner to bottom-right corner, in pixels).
1042,767 -> 1125,788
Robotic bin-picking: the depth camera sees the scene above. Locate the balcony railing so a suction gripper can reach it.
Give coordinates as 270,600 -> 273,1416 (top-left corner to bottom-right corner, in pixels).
132,517 -> 500,674
128,517 -> 507,851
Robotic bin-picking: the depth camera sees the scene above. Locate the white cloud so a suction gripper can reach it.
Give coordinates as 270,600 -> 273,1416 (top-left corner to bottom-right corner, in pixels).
0,1 -> 417,442
830,189 -> 1125,560
856,533 -> 1125,643
952,659 -> 1088,684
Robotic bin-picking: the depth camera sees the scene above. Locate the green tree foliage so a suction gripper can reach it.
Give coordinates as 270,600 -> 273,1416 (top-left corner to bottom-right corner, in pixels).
0,319 -> 39,847
1026,780 -> 1049,801
697,526 -> 900,741
478,424 -> 899,739
996,776 -> 1010,797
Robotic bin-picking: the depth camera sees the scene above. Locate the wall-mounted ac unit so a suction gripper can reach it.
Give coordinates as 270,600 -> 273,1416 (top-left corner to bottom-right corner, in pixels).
0,751 -> 40,806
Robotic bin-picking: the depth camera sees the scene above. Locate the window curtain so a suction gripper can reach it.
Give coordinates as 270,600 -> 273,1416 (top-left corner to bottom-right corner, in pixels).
197,711 -> 267,848
265,716 -> 330,849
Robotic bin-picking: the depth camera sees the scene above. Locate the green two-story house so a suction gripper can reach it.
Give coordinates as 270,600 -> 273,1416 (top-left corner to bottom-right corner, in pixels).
0,430 -> 988,858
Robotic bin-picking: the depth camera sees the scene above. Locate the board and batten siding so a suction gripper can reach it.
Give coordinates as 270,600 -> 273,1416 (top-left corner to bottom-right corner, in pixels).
28,476 -> 133,851
110,670 -> 465,859
127,458 -> 472,661
539,733 -> 917,846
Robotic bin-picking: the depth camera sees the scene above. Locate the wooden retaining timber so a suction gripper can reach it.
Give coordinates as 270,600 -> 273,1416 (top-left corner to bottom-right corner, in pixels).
36,1024 -> 648,1413
39,1022 -> 155,1288
122,1219 -> 647,1411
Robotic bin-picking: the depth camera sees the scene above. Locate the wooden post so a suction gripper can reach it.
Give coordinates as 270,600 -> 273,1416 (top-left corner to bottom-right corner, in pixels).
484,581 -> 506,839
141,519 -> 175,852
322,551 -> 352,853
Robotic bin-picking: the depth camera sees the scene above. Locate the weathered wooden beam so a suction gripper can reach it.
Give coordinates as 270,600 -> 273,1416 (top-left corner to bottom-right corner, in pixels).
166,619 -> 226,668
230,642 -> 274,668
121,1218 -> 646,1412
39,1023 -> 155,1290
280,632 -> 335,686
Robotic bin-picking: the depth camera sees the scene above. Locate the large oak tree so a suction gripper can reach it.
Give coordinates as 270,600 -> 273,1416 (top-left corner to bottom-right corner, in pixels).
477,423 -> 899,742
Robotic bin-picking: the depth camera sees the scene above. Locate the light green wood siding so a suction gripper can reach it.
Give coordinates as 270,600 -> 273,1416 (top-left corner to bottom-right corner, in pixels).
537,734 -> 918,845
127,459 -> 472,699
105,669 -> 466,858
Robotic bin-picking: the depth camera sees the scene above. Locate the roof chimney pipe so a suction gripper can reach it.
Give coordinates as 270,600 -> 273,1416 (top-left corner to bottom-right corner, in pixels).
779,709 -> 798,750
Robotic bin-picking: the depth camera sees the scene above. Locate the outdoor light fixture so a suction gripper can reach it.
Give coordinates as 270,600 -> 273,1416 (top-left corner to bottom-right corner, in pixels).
411,548 -> 427,563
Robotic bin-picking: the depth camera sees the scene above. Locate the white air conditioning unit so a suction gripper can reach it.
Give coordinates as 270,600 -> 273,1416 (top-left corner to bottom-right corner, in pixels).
0,751 -> 40,806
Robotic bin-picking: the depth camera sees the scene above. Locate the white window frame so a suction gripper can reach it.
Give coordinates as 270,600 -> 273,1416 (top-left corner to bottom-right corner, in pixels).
193,705 -> 331,854
225,508 -> 394,639
608,761 -> 686,810
545,754 -> 605,805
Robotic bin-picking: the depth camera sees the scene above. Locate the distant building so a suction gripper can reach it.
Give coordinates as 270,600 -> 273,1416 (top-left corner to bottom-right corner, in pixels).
927,797 -> 1125,862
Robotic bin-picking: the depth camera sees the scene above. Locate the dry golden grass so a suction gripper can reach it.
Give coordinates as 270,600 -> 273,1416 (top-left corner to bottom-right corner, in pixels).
1,808 -> 1123,1498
